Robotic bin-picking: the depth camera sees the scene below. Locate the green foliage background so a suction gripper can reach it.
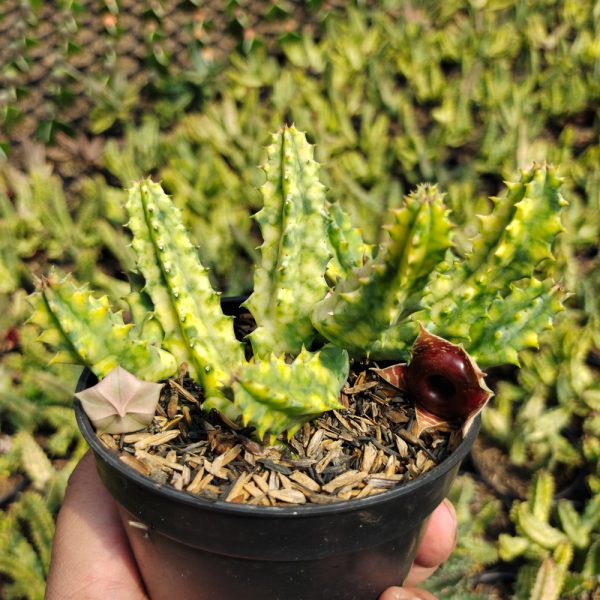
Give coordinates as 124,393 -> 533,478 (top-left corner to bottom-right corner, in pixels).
1,0 -> 599,597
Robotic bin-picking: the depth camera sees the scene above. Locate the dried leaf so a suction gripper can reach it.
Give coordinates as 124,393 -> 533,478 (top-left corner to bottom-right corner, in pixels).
268,488 -> 307,504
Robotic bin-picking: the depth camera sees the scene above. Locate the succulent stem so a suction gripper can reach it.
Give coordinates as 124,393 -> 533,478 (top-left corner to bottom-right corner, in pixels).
126,179 -> 245,399
244,126 -> 331,358
29,273 -> 176,381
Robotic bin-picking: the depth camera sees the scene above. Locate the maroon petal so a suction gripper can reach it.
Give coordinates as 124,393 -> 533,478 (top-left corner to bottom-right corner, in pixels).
414,405 -> 450,437
403,326 -> 493,437
370,363 -> 407,390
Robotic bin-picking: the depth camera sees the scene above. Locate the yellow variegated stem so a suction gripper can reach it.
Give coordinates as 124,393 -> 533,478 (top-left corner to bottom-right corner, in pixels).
348,165 -> 567,367
232,346 -> 349,440
325,201 -> 372,283
418,165 -> 567,365
244,126 -> 331,358
312,184 -> 451,358
29,273 -> 176,381
126,180 -> 245,394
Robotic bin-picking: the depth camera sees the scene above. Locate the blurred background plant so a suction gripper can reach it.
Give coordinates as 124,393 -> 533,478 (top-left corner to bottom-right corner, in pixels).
1,0 -> 599,597
498,472 -> 600,599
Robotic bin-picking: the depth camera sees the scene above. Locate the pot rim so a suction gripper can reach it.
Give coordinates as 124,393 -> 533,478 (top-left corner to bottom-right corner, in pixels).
75,367 -> 479,518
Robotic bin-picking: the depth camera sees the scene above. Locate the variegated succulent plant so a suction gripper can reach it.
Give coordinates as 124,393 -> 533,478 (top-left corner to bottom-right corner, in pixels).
30,126 -> 567,439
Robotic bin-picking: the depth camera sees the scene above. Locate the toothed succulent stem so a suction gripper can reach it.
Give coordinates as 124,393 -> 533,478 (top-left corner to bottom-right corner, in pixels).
500,473 -> 585,600
243,126 -> 331,358
314,164 -> 567,368
232,346 -> 349,440
418,164 -> 567,366
0,491 -> 55,597
29,273 -> 177,381
325,202 -> 372,283
126,179 -> 245,398
312,184 -> 451,357
13,492 -> 55,574
529,546 -> 573,600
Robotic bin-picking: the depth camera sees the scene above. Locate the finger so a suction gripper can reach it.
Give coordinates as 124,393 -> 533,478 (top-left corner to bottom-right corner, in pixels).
404,499 -> 457,587
403,563 -> 440,587
379,586 -> 438,600
414,499 -> 457,567
45,451 -> 148,600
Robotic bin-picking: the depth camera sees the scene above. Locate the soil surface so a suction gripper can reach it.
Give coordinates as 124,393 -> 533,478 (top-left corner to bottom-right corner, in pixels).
98,365 -> 465,506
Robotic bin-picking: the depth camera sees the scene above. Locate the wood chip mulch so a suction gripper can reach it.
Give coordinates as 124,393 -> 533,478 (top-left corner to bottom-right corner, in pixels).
98,365 -> 463,506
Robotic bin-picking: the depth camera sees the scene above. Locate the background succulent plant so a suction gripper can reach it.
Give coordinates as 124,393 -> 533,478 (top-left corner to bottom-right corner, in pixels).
498,472 -> 600,599
2,1 -> 600,596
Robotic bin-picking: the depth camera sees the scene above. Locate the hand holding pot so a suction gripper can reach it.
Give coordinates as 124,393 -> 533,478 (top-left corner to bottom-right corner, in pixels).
45,452 -> 456,600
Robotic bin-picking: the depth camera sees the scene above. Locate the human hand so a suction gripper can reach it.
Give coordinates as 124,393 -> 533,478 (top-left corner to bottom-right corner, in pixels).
377,499 -> 456,600
46,451 -> 147,600
46,451 -> 456,600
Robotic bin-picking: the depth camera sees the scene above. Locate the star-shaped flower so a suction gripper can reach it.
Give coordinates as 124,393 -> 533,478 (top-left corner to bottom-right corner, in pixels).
75,366 -> 164,434
372,326 -> 492,437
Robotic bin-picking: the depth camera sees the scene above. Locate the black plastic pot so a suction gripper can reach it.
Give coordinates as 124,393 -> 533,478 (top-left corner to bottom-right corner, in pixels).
75,366 -> 480,600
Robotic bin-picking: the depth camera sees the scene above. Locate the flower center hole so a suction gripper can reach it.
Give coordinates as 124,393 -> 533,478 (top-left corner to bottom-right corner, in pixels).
426,375 -> 456,400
